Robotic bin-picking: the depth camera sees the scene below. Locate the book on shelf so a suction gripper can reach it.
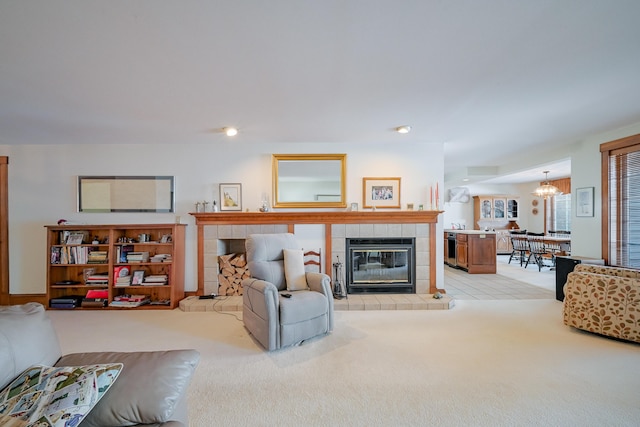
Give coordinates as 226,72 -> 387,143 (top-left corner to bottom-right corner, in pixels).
115,275 -> 132,286
113,294 -> 149,302
108,300 -> 150,308
113,266 -> 131,286
150,253 -> 172,262
109,294 -> 151,308
53,280 -> 81,286
81,290 -> 109,307
127,251 -> 150,263
83,267 -> 96,282
49,295 -> 83,308
59,230 -> 71,245
87,250 -> 108,263
50,302 -> 77,309
52,246 -> 108,265
81,298 -> 108,308
143,274 -> 168,285
85,289 -> 108,299
118,245 -> 135,263
50,247 -> 61,264
85,272 -> 109,286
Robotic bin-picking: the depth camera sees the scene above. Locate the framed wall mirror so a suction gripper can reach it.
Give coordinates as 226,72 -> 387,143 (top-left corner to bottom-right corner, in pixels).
78,176 -> 175,213
272,154 -> 347,208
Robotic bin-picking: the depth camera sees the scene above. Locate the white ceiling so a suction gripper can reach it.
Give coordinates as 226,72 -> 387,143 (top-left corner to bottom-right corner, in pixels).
1,1 -> 639,185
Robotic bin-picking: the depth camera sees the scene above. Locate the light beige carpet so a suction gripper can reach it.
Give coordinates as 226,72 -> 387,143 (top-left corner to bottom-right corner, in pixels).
48,299 -> 640,426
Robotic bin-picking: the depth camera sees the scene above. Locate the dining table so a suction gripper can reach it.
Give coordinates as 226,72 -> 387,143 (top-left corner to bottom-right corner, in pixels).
542,235 -> 571,255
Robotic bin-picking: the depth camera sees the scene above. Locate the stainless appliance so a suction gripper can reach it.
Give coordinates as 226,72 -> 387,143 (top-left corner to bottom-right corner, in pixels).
446,232 -> 457,267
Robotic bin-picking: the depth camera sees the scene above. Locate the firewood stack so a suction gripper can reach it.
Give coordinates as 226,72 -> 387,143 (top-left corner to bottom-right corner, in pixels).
218,253 -> 250,295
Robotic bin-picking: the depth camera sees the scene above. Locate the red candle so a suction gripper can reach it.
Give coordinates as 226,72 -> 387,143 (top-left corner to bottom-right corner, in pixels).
435,182 -> 439,206
430,186 -> 433,207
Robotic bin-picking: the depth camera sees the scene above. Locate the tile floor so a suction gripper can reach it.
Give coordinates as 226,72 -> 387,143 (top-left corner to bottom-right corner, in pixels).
445,255 -> 555,300
179,254 -> 555,312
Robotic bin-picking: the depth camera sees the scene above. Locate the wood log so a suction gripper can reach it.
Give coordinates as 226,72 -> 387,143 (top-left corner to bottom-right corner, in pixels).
216,252 -> 250,296
230,253 -> 246,267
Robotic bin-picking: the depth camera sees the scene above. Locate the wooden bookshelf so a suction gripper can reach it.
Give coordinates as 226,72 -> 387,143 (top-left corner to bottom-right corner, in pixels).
45,223 -> 186,309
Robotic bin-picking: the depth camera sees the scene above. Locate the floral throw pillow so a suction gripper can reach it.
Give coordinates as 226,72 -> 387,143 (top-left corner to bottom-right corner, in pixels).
0,363 -> 123,427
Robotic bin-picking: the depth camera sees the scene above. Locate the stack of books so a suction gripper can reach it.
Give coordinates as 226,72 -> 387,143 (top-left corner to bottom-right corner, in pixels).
85,272 -> 109,286
82,289 -> 108,307
143,274 -> 168,285
117,245 -> 135,263
150,253 -> 172,262
87,251 -> 108,264
127,251 -> 150,263
113,266 -> 131,287
115,275 -> 131,287
109,294 -> 151,308
49,295 -> 83,309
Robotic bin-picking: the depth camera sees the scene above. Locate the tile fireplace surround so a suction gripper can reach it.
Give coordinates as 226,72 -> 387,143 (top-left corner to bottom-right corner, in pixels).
190,211 -> 444,297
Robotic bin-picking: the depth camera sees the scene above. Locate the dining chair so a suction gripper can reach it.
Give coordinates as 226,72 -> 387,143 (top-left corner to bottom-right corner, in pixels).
525,235 -> 554,271
508,232 -> 530,267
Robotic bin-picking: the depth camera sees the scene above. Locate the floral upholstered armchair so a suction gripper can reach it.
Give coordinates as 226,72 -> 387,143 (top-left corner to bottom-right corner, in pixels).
563,264 -> 640,343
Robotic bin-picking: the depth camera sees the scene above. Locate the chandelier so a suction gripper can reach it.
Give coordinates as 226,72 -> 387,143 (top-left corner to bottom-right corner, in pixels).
532,170 -> 562,198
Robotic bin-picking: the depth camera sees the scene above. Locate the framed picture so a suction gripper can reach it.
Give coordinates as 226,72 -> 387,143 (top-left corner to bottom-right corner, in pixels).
132,270 -> 145,285
350,202 -> 359,211
576,187 -> 594,217
66,232 -> 85,245
220,183 -> 242,211
362,177 -> 401,209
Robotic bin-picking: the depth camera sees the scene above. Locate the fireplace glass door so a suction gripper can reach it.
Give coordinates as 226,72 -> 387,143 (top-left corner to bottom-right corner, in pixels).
346,238 -> 415,294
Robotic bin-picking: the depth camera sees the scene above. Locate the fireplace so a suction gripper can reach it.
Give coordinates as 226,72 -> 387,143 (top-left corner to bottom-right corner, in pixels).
346,238 -> 415,294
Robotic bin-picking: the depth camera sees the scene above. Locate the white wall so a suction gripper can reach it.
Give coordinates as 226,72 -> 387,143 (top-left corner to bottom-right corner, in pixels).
442,182 -> 544,232
570,121 -> 640,259
0,141 -> 444,294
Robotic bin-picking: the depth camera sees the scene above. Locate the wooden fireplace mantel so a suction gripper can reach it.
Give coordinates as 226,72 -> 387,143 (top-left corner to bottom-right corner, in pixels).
190,210 -> 444,295
190,210 -> 441,225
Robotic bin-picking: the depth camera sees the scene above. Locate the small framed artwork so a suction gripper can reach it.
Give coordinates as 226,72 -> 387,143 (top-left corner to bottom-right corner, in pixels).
220,183 -> 242,211
362,177 -> 401,209
132,270 -> 145,285
576,187 -> 594,217
350,202 -> 359,211
66,232 -> 85,245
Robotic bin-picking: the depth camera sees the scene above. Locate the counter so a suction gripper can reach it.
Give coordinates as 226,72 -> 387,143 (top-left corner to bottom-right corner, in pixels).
444,229 -> 497,235
444,230 -> 497,274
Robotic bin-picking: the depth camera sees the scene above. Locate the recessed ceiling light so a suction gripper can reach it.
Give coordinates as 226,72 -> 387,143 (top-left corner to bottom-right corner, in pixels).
223,127 -> 238,137
395,125 -> 411,134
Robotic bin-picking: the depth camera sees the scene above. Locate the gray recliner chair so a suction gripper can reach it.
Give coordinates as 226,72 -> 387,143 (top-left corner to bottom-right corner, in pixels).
241,233 -> 334,351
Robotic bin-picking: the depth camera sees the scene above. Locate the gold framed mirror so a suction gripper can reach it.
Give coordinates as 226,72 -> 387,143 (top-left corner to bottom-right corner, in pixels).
272,154 -> 347,208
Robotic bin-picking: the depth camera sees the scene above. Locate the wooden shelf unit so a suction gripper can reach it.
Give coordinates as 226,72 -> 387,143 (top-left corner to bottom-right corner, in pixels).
45,223 -> 186,309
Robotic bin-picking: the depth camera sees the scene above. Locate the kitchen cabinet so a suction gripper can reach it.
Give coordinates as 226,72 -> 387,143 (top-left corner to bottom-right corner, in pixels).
473,195 -> 520,226
507,198 -> 519,220
495,230 -> 513,255
444,230 -> 496,274
456,234 -> 468,269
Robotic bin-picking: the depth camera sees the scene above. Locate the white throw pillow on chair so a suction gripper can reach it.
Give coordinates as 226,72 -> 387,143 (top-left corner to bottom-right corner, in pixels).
283,249 -> 309,291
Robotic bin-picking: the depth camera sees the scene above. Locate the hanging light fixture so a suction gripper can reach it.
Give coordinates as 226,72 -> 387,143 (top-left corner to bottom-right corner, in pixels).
532,170 -> 562,198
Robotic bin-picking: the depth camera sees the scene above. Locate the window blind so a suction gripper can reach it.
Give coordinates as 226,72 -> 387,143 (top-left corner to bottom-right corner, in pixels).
608,147 -> 640,268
